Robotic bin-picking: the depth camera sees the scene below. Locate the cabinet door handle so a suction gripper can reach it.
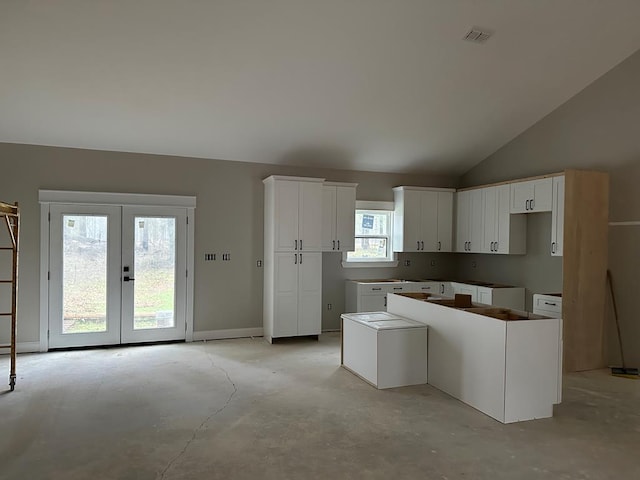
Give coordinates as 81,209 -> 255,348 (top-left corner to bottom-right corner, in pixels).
422,286 -> 431,290
440,284 -> 444,294
417,241 -> 420,250
494,241 -> 498,252
525,199 -> 530,211
468,241 -> 471,251
299,239 -> 302,250
384,296 -> 387,307
332,240 -> 335,250
295,239 -> 298,250
551,242 -> 556,254
393,287 -> 402,290
300,253 -> 303,264
438,241 -> 441,251
421,241 -> 424,250
372,287 -> 382,291
530,199 -> 535,210
294,253 -> 297,264
337,240 -> 340,250
544,301 -> 557,306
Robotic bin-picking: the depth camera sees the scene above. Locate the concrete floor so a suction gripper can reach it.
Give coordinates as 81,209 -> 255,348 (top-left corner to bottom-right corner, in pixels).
0,333 -> 638,480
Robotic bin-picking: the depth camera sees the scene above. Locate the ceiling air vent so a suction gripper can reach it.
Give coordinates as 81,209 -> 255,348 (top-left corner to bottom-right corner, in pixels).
464,28 -> 492,44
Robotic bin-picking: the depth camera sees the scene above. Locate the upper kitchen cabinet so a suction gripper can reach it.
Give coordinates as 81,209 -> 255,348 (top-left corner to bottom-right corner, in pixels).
550,175 -> 564,256
393,186 -> 455,252
455,189 -> 483,253
264,176 -> 324,252
482,185 -> 526,255
322,182 -> 357,252
510,177 -> 553,213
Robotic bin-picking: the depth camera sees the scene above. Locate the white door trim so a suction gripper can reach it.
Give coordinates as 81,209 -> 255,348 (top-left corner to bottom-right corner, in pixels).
39,191 -> 196,351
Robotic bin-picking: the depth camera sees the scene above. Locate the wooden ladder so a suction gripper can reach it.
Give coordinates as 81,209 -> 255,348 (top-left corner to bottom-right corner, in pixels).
0,201 -> 19,391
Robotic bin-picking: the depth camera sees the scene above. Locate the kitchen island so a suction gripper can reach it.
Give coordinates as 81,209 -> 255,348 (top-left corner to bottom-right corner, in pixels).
387,293 -> 563,424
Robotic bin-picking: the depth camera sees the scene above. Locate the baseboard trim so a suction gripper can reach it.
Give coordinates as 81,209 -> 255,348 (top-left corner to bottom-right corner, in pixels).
193,328 -> 264,341
0,342 -> 41,354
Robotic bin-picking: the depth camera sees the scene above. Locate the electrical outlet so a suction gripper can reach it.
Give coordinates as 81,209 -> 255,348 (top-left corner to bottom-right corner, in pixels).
430,260 -> 436,267
257,260 -> 262,267
404,259 -> 411,267
327,303 -> 332,310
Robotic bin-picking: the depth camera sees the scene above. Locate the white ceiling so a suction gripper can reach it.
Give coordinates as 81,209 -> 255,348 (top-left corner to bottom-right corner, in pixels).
2,1 -> 640,175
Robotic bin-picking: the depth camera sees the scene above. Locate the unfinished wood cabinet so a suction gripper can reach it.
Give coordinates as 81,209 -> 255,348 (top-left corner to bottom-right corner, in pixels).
561,169 -> 609,372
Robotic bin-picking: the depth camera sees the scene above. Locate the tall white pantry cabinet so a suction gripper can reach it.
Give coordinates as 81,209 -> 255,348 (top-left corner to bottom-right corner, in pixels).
263,176 -> 325,343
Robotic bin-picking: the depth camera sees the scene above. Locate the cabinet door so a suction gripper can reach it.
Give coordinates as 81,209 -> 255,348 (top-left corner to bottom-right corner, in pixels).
274,181 -> 300,251
335,185 -> 356,252
297,252 -> 322,335
299,181 -> 323,251
482,187 -> 498,253
437,192 -> 454,252
551,176 -> 564,256
511,178 -> 553,213
321,186 -> 337,251
477,287 -> 493,305
402,189 -> 422,251
274,252 -> 299,337
361,294 -> 388,312
451,283 -> 478,302
440,282 -> 454,297
455,191 -> 470,252
420,191 -> 439,251
532,178 -> 553,212
469,189 -> 484,253
510,181 -> 535,214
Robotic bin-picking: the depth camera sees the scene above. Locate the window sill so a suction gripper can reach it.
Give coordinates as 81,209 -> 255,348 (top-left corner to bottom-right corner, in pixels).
341,260 -> 399,269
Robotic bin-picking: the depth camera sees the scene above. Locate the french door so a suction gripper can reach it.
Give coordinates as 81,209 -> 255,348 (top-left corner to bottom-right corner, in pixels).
48,204 -> 188,348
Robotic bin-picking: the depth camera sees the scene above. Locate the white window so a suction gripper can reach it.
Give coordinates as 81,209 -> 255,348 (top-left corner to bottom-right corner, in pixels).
342,201 -> 398,268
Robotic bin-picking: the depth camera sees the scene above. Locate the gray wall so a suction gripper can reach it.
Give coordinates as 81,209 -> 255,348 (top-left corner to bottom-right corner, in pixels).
0,142 -> 457,343
462,49 -> 640,367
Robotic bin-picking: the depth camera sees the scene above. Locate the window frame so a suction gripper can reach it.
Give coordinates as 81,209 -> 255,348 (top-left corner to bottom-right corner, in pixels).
341,200 -> 398,268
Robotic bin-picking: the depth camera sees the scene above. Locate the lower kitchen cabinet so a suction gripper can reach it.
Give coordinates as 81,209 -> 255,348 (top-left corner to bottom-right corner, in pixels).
268,252 -> 322,341
345,280 -> 412,313
388,293 -> 562,423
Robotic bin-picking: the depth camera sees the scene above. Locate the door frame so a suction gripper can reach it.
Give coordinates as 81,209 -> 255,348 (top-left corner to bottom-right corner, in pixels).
39,190 -> 196,352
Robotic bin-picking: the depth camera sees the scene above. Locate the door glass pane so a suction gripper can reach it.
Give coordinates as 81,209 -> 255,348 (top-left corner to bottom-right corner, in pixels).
63,215 -> 108,333
133,217 -> 176,330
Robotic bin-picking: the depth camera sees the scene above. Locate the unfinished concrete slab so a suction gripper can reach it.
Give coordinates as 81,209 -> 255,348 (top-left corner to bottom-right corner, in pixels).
0,333 -> 638,479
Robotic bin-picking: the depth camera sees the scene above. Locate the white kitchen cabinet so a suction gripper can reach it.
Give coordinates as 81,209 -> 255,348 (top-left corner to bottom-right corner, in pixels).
341,312 -> 428,389
455,189 -> 483,253
409,281 -> 440,294
322,182 -> 357,252
510,178 -> 553,213
393,187 -> 455,252
482,185 -> 526,254
476,286 -> 525,310
388,293 -> 562,423
273,252 -> 322,337
345,280 -> 413,313
551,176 -> 564,256
450,282 -> 478,301
271,177 -> 323,252
264,176 -> 324,342
533,294 -> 562,317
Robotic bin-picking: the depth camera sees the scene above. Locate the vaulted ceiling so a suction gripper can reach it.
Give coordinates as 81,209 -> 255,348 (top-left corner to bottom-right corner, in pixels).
2,1 -> 640,174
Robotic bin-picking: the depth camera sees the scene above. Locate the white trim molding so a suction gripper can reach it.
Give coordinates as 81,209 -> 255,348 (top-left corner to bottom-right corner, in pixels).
193,328 -> 264,341
609,221 -> 640,226
39,190 -> 196,208
0,342 -> 42,355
